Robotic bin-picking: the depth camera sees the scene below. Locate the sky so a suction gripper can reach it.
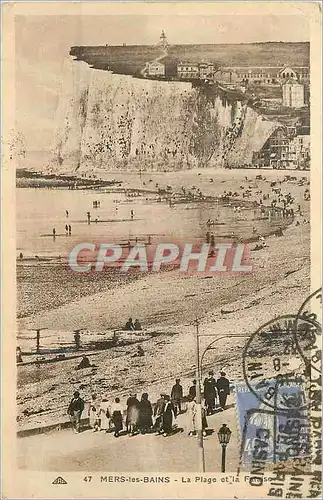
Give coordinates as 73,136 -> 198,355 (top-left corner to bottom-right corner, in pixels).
14,13 -> 310,152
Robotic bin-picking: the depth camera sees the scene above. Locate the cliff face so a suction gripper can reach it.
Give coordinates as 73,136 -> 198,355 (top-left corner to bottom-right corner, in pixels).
50,59 -> 278,172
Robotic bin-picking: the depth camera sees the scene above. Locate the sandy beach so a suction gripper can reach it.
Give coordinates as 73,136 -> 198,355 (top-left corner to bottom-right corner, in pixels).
17,168 -> 310,428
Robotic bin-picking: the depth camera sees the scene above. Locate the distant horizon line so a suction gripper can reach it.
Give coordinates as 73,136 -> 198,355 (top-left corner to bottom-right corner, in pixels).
71,40 -> 310,47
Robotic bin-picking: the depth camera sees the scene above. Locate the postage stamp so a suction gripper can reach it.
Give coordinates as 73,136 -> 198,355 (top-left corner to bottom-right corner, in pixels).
236,380 -> 310,466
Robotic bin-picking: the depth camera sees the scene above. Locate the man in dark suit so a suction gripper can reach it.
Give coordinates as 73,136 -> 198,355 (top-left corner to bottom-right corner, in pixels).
216,371 -> 230,410
67,391 -> 85,433
188,379 -> 197,399
171,379 -> 183,415
203,371 -> 217,415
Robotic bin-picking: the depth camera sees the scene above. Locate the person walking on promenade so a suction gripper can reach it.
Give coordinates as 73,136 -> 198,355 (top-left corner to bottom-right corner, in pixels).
126,393 -> 140,436
203,370 -> 217,415
201,400 -> 208,437
65,224 -> 69,234
186,395 -> 197,436
153,394 -> 165,435
88,394 -> 100,432
67,391 -> 84,434
99,395 -> 111,433
171,378 -> 183,415
216,371 -> 230,410
111,397 -> 123,437
188,379 -> 197,399
138,393 -> 153,434
162,395 -> 176,437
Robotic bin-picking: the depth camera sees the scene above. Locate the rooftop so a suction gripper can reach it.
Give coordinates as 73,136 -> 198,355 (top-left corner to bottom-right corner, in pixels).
222,65 -> 309,70
283,78 -> 303,85
178,62 -> 200,66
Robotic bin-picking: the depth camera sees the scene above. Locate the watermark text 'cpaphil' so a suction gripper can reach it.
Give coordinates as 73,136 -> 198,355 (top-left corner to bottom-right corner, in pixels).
68,242 -> 253,276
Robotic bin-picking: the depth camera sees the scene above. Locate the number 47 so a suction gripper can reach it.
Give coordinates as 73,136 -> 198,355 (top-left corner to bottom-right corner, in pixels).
84,476 -> 92,482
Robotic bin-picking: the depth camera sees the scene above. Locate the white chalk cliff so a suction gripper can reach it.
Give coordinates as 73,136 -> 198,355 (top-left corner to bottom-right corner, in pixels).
50,58 -> 278,172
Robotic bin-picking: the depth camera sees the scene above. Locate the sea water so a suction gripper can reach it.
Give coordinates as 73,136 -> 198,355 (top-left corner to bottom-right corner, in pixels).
16,187 -> 273,258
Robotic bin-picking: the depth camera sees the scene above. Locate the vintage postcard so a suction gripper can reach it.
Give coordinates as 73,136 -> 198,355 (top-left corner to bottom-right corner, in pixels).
2,1 -> 322,499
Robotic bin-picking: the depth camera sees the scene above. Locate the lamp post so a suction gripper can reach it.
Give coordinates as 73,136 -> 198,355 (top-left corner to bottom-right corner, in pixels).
218,424 -> 232,472
194,318 -> 206,473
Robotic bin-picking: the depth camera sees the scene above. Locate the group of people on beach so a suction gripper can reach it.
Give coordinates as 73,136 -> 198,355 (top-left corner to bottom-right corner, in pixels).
67,371 -> 230,438
124,317 -> 142,331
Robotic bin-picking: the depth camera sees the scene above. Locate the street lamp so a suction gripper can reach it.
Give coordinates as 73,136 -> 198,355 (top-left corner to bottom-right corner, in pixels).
199,334 -> 250,378
218,424 -> 232,472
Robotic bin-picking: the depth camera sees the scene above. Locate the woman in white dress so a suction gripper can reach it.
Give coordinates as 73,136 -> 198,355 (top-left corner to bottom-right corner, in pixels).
186,396 -> 197,436
99,395 -> 111,432
88,394 -> 100,432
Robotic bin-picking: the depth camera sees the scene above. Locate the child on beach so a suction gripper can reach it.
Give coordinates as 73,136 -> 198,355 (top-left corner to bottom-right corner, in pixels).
88,394 -> 100,432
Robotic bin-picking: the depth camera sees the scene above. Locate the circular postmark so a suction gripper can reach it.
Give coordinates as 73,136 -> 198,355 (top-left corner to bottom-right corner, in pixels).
242,314 -> 321,411
296,287 -> 322,325
293,288 -> 322,374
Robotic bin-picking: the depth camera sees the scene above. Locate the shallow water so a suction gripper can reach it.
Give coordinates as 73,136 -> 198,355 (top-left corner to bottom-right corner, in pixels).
17,187 -> 276,257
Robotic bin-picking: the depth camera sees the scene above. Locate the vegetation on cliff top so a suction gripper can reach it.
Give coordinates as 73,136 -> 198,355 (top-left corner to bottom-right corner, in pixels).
70,42 -> 309,77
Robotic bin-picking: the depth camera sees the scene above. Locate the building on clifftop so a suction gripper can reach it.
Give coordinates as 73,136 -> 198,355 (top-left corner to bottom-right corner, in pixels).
147,61 -> 165,77
282,78 -> 305,108
177,62 -> 200,79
